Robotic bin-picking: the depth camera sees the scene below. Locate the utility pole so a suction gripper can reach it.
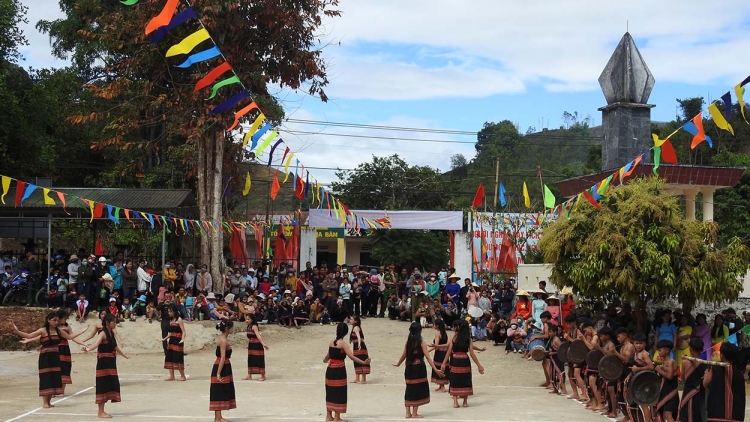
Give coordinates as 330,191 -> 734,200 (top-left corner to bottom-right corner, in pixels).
491,157 -> 500,283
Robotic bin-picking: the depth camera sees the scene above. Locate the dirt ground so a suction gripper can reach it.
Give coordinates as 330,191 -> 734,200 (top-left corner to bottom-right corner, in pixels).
1,315 -> 748,422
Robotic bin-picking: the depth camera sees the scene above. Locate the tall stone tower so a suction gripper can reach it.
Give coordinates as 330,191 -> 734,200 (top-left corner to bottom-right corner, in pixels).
598,33 -> 655,171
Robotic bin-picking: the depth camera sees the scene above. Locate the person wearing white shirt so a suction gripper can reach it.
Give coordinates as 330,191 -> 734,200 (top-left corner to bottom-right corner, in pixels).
136,260 -> 152,296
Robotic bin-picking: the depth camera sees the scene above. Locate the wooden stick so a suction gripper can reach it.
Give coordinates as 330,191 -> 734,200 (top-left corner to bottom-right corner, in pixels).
682,356 -> 729,367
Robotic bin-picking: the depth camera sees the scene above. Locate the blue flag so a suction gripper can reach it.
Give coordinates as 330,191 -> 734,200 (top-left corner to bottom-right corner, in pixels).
498,182 -> 507,207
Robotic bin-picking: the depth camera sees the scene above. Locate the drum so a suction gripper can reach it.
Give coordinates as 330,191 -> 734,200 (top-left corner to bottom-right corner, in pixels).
627,371 -> 660,406
528,338 -> 547,361
568,339 -> 588,364
599,354 -> 624,381
586,349 -> 604,370
557,342 -> 570,363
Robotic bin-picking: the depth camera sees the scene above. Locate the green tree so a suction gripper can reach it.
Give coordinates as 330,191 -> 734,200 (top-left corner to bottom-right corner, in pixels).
450,153 -> 467,170
38,0 -> 339,278
331,154 -> 450,210
369,230 -> 449,271
0,0 -> 27,63
538,177 -> 749,333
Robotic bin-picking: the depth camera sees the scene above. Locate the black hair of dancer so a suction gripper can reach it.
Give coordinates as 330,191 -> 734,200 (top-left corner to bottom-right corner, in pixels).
210,320 -> 236,422
12,312 -> 88,409
429,319 -> 450,392
159,304 -> 187,381
83,314 -> 130,419
394,321 -> 444,419
323,322 -> 371,422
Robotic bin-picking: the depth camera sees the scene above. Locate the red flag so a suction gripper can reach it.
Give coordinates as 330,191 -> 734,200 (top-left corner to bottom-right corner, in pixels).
93,202 -> 105,218
14,180 -> 25,208
472,182 -> 485,207
661,139 -> 678,164
294,175 -> 305,199
270,174 -> 280,200
582,190 -> 601,209
95,236 -> 105,256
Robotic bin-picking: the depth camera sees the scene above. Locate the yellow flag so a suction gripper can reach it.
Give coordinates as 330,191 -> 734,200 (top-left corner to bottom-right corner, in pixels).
242,172 -> 251,196
708,103 -> 734,135
87,199 -> 95,223
165,28 -> 211,57
241,113 -> 265,148
522,182 -> 531,208
0,176 -> 10,204
42,188 -> 55,205
735,83 -> 748,124
652,133 -> 667,147
282,153 -> 295,182
255,130 -> 277,155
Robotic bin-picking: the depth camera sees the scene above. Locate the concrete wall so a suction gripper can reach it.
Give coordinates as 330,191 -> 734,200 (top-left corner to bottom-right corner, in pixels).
517,264 -> 558,292
740,269 -> 750,299
453,231 -> 473,280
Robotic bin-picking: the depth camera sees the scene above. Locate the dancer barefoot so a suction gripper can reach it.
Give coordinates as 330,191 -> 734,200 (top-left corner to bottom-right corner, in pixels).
394,322 -> 444,419
349,316 -> 370,384
210,320 -> 236,422
243,314 -> 269,381
82,314 -> 129,418
429,319 -> 449,392
324,323 -> 371,422
159,304 -> 187,381
12,312 -> 87,409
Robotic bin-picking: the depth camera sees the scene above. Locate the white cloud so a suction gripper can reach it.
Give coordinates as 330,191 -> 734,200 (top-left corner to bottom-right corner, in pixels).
316,0 -> 750,100
18,0 -> 66,68
243,109 -> 477,185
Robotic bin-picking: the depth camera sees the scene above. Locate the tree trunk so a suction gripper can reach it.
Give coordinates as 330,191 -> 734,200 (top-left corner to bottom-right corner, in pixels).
197,130 -> 225,294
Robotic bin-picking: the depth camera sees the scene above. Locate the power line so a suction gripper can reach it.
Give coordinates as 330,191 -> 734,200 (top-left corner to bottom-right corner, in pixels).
281,129 -> 602,146
285,118 -> 479,135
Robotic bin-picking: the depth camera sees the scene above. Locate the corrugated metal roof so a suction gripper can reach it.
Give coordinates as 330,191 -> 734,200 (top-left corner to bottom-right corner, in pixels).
0,187 -> 194,212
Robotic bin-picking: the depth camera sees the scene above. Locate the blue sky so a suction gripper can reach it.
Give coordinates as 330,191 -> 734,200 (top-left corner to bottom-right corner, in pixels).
21,0 -> 750,183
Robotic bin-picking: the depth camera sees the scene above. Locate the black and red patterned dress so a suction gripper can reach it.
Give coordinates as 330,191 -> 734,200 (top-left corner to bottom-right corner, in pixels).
448,342 -> 473,397
404,346 -> 430,407
325,345 -> 348,414
38,328 -> 63,397
431,333 -> 449,386
164,320 -> 184,370
351,329 -> 370,375
209,345 -> 236,411
246,326 -> 265,375
95,329 -> 121,404
58,323 -> 72,385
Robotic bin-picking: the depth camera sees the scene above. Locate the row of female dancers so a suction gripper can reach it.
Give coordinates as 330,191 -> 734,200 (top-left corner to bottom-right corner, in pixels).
13,309 -> 487,421
538,313 -> 745,422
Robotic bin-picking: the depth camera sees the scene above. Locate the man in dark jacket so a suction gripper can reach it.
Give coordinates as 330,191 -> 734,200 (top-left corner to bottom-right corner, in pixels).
495,281 -> 515,320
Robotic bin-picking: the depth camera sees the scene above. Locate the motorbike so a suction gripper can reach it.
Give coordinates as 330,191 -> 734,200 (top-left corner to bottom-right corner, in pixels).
2,271 -> 35,306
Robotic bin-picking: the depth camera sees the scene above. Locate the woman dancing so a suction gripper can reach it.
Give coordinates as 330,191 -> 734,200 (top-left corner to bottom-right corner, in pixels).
12,312 -> 87,408
323,322 -> 371,422
19,309 -> 88,395
210,320 -> 236,422
243,314 -> 269,381
159,304 -> 186,381
349,315 -> 370,384
82,310 -> 125,347
441,320 -> 485,408
429,319 -> 450,392
393,322 -> 444,419
82,314 -> 130,418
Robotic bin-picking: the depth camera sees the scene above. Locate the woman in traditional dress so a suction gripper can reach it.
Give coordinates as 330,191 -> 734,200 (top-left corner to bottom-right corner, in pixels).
323,323 -> 371,422
441,320 -> 485,408
12,312 -> 87,408
394,322 -> 444,419
159,304 -> 186,381
83,314 -> 129,418
690,314 -> 711,360
243,314 -> 268,381
530,290 -> 547,329
349,315 -> 370,384
18,309 -> 88,395
210,320 -> 236,422
674,314 -> 692,377
430,319 -> 449,392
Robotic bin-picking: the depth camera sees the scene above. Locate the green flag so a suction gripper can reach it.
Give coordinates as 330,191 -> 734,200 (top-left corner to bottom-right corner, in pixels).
543,184 -> 556,209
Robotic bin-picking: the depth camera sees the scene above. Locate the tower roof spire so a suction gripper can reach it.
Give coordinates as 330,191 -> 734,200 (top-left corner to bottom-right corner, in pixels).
598,32 -> 655,105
